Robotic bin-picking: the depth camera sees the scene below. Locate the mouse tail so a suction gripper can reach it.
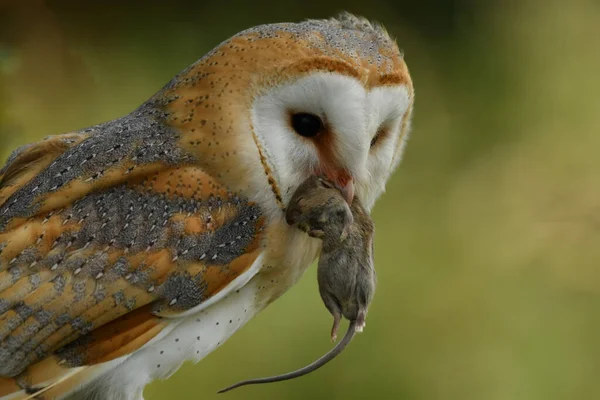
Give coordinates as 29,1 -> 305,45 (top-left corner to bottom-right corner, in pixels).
217,320 -> 358,393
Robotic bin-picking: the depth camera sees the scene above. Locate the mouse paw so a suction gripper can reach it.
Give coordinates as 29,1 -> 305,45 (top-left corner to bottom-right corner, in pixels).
308,229 -> 325,238
355,313 -> 367,333
355,322 -> 366,333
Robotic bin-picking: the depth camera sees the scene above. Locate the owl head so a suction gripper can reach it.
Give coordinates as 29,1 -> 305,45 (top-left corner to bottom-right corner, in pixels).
161,13 -> 414,217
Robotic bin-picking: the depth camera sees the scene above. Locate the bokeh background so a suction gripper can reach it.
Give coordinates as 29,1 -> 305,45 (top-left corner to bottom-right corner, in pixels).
1,0 -> 600,399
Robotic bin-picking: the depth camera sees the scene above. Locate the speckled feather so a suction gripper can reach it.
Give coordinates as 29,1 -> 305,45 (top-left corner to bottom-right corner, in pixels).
0,38 -> 277,400
0,13 -> 413,400
0,126 -> 265,394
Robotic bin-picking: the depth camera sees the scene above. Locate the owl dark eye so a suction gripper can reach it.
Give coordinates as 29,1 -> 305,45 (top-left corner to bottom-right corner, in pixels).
291,113 -> 323,138
370,134 -> 380,148
371,127 -> 386,148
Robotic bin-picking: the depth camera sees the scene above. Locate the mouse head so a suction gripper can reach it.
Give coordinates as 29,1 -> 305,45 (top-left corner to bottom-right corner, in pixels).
286,176 -> 353,241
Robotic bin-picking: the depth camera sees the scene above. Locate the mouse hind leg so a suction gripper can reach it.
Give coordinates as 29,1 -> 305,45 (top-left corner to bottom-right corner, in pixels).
321,294 -> 342,341
330,310 -> 342,341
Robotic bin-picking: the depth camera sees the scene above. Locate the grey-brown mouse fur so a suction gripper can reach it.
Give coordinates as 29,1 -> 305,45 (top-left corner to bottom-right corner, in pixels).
218,176 -> 376,393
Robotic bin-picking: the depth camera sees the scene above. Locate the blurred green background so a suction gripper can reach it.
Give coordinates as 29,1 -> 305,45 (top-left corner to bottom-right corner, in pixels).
1,1 -> 600,399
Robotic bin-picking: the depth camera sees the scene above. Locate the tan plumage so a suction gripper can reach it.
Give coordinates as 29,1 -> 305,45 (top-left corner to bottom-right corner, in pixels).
0,13 -> 413,399
0,159 -> 265,398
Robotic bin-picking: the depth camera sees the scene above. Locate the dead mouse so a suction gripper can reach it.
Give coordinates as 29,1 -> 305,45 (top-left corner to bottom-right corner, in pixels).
218,176 -> 376,393
283,176 -> 354,241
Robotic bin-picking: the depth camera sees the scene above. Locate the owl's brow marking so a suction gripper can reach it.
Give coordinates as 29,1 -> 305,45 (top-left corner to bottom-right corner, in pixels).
274,58 -> 361,83
378,73 -> 409,87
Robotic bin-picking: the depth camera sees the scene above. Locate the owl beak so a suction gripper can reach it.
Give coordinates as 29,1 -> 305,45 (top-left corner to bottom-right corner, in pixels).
336,178 -> 354,205
322,169 -> 354,205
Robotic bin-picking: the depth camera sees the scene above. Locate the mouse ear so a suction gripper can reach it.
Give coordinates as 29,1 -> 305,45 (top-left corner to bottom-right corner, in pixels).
339,212 -> 353,241
339,225 -> 351,241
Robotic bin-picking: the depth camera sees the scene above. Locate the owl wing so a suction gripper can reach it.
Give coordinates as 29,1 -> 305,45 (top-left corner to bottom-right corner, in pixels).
0,126 -> 266,398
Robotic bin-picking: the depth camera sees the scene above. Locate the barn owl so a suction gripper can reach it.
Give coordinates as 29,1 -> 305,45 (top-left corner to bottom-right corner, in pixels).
0,13 -> 413,400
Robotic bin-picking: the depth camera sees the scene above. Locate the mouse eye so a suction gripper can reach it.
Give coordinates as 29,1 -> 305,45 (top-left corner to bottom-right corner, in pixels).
318,179 -> 334,189
291,113 -> 323,138
336,208 -> 348,219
